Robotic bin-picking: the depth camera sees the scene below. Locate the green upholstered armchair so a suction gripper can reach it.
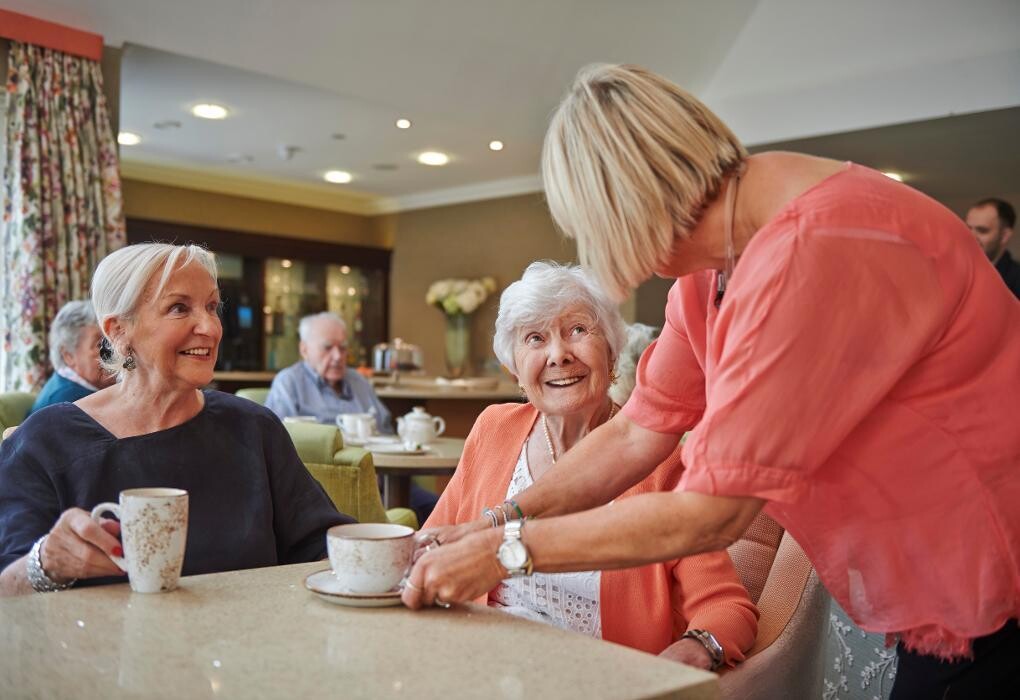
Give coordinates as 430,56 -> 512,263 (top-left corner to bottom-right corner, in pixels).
0,392 -> 36,436
235,387 -> 270,405
283,421 -> 417,529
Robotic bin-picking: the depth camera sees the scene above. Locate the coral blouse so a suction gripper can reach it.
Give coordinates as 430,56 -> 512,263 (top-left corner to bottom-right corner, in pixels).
623,163 -> 1020,658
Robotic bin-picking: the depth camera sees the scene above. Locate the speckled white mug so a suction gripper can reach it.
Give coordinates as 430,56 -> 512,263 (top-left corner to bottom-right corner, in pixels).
90,488 -> 189,594
327,523 -> 415,594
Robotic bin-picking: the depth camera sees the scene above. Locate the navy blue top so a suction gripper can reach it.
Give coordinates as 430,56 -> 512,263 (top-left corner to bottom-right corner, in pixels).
0,390 -> 353,586
29,373 -> 93,416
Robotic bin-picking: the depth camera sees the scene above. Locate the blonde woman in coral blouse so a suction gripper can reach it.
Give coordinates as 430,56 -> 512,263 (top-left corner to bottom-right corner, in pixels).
422,261 -> 757,670
403,65 -> 1020,698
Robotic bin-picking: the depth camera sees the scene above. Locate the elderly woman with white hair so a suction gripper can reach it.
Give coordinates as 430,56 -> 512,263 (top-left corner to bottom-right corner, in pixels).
419,261 -> 757,670
28,300 -> 114,415
0,243 -> 353,595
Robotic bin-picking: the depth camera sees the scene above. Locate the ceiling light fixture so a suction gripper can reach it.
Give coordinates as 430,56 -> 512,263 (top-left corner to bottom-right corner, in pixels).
117,132 -> 141,146
324,170 -> 353,184
488,140 -> 504,151
417,151 -> 449,166
191,103 -> 229,120
396,118 -> 412,129
882,171 -> 904,182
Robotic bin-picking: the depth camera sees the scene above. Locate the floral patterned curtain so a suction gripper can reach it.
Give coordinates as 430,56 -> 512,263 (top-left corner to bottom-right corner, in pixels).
0,41 -> 124,392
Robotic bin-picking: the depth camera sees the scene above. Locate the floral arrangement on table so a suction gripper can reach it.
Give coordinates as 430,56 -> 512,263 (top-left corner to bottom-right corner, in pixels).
426,276 -> 498,316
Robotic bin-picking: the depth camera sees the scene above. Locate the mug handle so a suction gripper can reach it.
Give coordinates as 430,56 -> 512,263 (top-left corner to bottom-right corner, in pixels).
432,417 -> 446,438
90,502 -> 127,571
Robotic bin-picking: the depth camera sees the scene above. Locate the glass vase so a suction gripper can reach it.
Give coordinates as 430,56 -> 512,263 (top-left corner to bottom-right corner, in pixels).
444,313 -> 471,378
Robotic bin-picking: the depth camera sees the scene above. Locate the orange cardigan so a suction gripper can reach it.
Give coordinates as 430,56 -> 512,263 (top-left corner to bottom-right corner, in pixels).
425,403 -> 758,663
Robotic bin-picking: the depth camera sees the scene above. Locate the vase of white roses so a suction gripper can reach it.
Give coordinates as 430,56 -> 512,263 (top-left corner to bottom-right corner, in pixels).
426,276 -> 497,378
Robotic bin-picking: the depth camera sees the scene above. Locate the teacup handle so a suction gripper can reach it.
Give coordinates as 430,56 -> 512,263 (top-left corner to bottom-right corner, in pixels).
432,417 -> 445,438
90,502 -> 127,571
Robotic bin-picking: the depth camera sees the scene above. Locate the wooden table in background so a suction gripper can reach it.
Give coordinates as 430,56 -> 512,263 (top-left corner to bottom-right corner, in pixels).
371,437 -> 464,508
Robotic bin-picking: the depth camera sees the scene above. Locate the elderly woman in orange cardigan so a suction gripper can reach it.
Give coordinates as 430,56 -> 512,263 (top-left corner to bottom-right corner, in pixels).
424,262 -> 757,670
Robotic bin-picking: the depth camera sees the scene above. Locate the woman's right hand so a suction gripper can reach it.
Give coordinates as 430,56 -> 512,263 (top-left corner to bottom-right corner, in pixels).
40,508 -> 124,583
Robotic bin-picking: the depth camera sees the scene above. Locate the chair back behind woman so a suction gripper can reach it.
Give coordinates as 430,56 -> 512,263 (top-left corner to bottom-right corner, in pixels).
721,512 -> 831,699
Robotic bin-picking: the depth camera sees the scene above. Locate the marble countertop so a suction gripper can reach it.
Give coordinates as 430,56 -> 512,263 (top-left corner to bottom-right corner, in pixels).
0,562 -> 719,700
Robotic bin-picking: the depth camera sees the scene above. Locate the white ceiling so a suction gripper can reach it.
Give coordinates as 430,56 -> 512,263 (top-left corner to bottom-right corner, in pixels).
7,0 -> 1020,213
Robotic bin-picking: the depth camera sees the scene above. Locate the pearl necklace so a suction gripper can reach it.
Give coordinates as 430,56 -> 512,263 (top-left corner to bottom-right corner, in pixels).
541,402 -> 618,465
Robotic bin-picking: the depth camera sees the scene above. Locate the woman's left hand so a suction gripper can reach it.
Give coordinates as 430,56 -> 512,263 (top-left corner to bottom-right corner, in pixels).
402,528 -> 504,609
659,638 -> 714,670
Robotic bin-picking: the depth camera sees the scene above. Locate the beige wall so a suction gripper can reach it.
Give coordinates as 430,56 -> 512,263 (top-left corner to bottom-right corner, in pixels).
386,193 -> 579,377
123,178 -> 384,247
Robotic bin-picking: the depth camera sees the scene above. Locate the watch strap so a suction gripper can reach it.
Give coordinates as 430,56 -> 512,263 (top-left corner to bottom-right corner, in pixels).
682,628 -> 725,670
26,535 -> 75,593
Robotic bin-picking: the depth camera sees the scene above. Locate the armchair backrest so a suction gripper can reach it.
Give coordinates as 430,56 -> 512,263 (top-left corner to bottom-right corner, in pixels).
282,422 -> 389,524
719,512 -> 831,699
0,392 -> 36,433
235,387 -> 270,406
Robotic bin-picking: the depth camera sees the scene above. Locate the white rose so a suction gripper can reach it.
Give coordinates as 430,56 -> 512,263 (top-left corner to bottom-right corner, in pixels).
457,290 -> 479,313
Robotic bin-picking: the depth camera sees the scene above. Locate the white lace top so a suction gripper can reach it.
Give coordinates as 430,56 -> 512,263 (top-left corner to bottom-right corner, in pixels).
488,441 -> 602,638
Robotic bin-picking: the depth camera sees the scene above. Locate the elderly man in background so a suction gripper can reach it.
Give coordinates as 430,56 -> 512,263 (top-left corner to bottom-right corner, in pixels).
266,312 -> 392,427
966,197 -> 1019,299
29,300 -> 114,415
265,311 -> 438,523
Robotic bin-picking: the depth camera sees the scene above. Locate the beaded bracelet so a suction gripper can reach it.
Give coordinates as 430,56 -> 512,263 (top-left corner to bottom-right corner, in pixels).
504,499 -> 525,521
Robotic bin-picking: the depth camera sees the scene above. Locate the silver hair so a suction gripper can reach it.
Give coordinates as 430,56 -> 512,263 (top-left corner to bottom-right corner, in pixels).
91,243 -> 218,379
298,312 -> 347,342
49,300 -> 99,371
493,261 -> 627,377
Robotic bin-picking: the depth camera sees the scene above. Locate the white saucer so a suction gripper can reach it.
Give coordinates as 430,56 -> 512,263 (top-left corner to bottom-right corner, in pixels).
368,443 -> 427,455
342,435 -> 400,447
304,569 -> 404,608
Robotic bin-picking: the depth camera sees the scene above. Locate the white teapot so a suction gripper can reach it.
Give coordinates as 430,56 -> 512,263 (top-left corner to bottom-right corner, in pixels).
396,406 -> 445,446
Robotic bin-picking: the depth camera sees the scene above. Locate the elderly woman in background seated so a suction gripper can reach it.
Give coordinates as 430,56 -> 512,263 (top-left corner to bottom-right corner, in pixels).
29,300 -> 115,415
423,262 -> 757,670
608,322 -> 660,406
0,243 -> 353,595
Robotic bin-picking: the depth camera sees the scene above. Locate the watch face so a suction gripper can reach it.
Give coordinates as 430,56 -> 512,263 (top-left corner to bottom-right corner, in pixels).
498,540 -> 528,570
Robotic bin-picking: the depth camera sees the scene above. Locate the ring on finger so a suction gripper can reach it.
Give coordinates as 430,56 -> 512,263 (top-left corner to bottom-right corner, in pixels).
405,580 -> 423,593
434,597 -> 452,609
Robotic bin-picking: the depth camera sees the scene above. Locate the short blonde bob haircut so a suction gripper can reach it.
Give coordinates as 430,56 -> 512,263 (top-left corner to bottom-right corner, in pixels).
91,242 -> 218,379
542,63 -> 747,301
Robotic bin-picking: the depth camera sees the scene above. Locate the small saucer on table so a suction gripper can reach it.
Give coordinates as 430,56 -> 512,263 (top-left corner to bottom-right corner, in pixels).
304,569 -> 404,608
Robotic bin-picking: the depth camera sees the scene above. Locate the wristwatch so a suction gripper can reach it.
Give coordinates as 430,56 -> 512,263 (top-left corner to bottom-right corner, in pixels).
496,519 -> 533,577
682,629 -> 725,670
26,535 -> 75,593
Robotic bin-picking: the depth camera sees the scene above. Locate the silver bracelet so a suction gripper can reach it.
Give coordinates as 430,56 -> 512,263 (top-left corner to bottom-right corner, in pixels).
682,629 -> 724,670
26,535 -> 75,593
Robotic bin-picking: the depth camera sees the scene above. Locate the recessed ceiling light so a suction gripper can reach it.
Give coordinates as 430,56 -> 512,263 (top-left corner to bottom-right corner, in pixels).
324,170 -> 353,184
117,131 -> 141,146
396,118 -> 412,129
281,259 -> 293,269
417,151 -> 449,166
339,265 -> 351,274
488,140 -> 504,151
882,171 -> 904,182
191,103 -> 229,120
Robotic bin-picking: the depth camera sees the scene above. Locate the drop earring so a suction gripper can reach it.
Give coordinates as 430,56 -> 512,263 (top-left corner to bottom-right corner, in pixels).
122,348 -> 137,371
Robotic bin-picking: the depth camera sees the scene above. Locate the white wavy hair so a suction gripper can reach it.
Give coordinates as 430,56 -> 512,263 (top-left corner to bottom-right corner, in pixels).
298,312 -> 347,342
493,261 -> 627,377
91,243 -> 218,379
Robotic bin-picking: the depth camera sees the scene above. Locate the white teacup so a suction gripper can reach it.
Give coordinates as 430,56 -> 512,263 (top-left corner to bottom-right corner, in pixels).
326,523 -> 415,594
90,488 -> 189,594
337,412 -> 375,440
